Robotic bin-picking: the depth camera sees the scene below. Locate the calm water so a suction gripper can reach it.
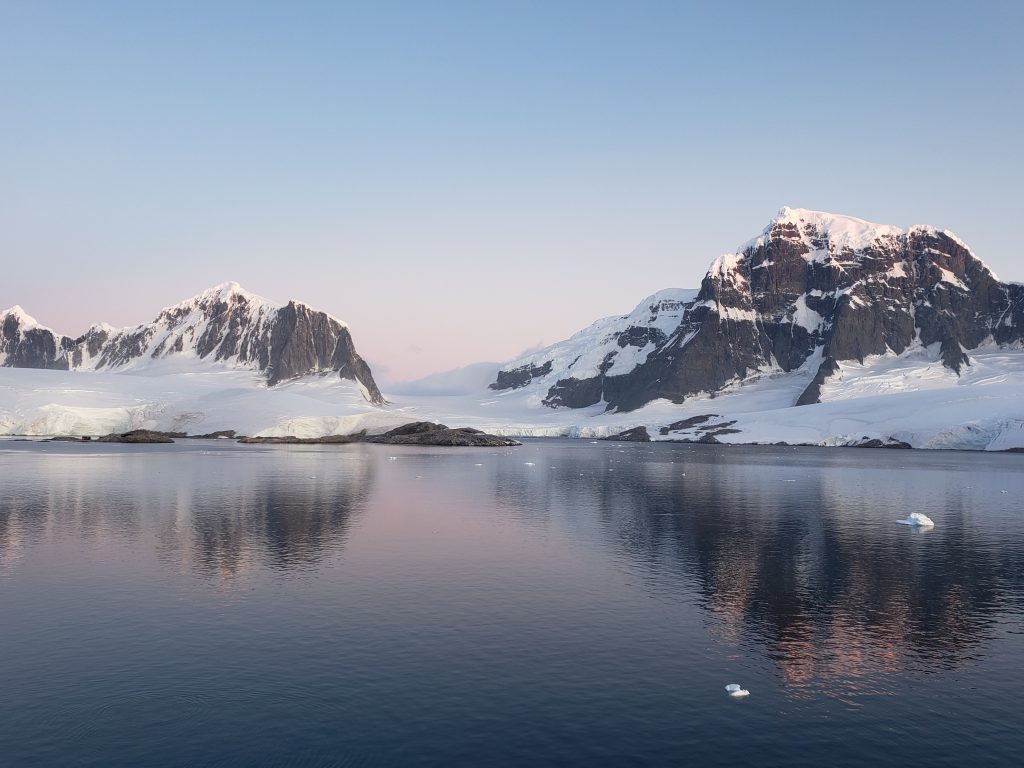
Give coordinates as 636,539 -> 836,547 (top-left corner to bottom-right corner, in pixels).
1,439 -> 1022,767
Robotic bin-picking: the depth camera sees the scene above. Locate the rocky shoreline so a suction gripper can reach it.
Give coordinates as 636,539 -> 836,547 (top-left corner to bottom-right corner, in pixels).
16,423 -> 1020,451
242,422 -> 521,447
40,422 -> 522,447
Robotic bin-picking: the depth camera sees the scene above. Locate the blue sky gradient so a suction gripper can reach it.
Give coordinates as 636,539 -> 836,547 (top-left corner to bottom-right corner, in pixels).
3,1 -> 1022,381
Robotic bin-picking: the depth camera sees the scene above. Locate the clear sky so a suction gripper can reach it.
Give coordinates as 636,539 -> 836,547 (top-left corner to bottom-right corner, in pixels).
3,1 -> 1022,384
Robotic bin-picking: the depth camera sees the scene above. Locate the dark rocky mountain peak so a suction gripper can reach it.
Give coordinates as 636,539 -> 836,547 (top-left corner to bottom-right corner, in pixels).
490,207 -> 1023,411
0,283 -> 383,403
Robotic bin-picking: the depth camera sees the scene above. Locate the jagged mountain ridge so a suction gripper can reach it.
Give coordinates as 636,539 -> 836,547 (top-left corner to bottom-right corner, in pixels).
0,282 -> 383,403
491,207 -> 1024,411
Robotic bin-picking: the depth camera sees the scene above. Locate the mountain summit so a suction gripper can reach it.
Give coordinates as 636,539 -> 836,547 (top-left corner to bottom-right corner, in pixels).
0,282 -> 383,403
490,208 -> 1023,411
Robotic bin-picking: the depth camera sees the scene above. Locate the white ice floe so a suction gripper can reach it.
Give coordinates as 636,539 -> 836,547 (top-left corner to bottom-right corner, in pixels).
896,512 -> 935,527
725,684 -> 750,697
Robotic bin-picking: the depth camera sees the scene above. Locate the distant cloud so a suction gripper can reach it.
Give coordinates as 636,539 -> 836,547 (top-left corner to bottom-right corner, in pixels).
386,361 -> 501,397
512,340 -> 546,358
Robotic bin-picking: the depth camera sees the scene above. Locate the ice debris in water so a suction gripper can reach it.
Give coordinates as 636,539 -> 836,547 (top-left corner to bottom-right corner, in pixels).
896,512 -> 934,527
725,684 -> 750,697
524,462 -> 536,467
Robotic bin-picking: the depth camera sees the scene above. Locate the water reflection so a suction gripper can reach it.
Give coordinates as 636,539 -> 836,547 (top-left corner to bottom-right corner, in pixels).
486,444 -> 1024,694
0,444 -> 373,586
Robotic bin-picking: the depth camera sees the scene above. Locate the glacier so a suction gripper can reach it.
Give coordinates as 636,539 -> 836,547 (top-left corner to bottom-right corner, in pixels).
1,342 -> 1022,450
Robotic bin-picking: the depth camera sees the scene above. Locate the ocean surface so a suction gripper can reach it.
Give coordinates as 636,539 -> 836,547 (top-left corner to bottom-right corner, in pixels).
1,439 -> 1022,767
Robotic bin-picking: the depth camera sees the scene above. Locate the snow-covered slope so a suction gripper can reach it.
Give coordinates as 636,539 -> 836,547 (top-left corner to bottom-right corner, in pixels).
1,282 -> 383,401
490,288 -> 698,403
0,367 -> 406,438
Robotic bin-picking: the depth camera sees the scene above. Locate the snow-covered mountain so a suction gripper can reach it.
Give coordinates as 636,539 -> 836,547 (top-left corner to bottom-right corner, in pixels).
490,207 -> 1024,411
0,282 -> 383,403
3,210 -> 1023,450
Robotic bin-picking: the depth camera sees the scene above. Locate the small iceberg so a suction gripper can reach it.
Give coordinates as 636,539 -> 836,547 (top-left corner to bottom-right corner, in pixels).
896,512 -> 934,527
725,684 -> 749,697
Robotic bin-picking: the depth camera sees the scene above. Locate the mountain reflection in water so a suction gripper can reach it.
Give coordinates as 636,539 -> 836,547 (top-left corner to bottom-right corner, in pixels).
485,444 -> 1023,696
0,444 -> 372,586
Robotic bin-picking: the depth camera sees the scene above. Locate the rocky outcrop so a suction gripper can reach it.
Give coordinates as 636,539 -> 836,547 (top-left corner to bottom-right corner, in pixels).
239,422 -> 521,447
365,422 -> 521,446
188,430 -> 238,439
847,437 -> 913,449
97,429 -> 181,443
1,283 -> 384,403
492,208 -> 1024,411
489,361 -> 552,390
602,426 -> 651,442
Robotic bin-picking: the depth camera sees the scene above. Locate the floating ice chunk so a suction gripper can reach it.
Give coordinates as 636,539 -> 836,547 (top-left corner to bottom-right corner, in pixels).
725,684 -> 750,697
896,512 -> 934,527
524,462 -> 536,467
474,463 -> 482,467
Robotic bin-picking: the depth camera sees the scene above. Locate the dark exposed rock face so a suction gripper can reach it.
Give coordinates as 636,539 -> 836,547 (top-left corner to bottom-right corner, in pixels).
659,414 -> 717,435
1,283 -> 383,403
1,310 -> 71,370
491,208 -> 1024,411
660,415 -> 740,442
489,361 -> 552,390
